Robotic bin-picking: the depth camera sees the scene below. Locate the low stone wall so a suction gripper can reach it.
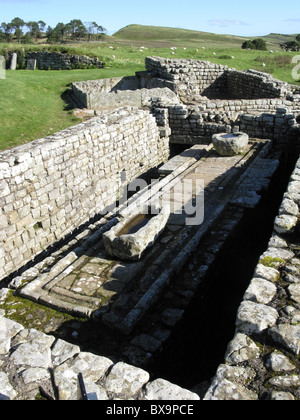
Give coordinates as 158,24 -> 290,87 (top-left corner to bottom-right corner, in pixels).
205,157 -> 300,400
227,69 -> 291,99
25,51 -> 103,70
72,76 -> 179,110
0,307 -> 199,400
165,102 -> 300,147
0,108 -> 170,281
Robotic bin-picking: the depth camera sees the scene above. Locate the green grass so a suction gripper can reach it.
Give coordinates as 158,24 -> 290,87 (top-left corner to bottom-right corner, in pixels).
0,25 -> 299,151
0,66 -> 140,150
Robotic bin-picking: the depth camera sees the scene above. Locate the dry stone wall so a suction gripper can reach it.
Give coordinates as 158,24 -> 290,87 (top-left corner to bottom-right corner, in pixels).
0,108 -> 169,281
25,51 -> 103,70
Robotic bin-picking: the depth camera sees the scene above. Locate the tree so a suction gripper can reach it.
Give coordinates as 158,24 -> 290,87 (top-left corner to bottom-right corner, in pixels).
11,17 -> 25,43
11,17 -> 25,30
242,40 -> 255,50
47,23 -> 67,43
241,38 -> 267,51
1,22 -> 13,42
280,40 -> 300,52
65,19 -> 87,40
85,21 -> 106,41
26,20 -> 46,41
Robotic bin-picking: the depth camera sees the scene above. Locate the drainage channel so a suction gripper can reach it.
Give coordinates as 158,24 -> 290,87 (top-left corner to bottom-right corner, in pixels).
148,152 -> 298,391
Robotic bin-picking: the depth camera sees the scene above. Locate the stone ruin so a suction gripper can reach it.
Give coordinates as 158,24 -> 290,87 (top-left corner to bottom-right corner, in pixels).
1,57 -> 300,400
4,51 -> 103,71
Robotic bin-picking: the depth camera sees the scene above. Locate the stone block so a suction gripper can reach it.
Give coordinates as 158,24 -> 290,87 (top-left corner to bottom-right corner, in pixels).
236,301 -> 279,334
10,53 -> 17,70
26,59 -> 36,70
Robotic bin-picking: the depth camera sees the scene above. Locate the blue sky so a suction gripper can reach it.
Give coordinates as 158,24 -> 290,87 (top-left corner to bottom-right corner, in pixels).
0,0 -> 300,36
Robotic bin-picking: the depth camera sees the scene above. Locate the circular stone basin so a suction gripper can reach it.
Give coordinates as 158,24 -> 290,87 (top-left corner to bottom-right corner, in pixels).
212,132 -> 249,156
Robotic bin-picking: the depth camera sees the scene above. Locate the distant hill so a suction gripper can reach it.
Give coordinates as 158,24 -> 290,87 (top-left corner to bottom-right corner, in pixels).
112,24 -> 293,49
261,33 -> 297,45
112,24 -> 249,48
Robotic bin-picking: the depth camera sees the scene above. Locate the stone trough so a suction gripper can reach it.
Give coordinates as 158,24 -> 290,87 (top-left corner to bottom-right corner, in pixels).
103,206 -> 171,261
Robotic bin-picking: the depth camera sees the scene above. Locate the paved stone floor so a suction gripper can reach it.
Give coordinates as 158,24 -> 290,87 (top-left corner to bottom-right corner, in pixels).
15,141 -> 279,339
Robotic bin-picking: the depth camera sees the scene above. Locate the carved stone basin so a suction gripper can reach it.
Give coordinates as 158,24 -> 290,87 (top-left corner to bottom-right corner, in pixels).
212,132 -> 249,156
103,206 -> 170,261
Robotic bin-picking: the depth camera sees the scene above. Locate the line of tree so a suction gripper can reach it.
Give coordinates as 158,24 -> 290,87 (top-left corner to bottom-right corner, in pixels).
0,17 -> 107,44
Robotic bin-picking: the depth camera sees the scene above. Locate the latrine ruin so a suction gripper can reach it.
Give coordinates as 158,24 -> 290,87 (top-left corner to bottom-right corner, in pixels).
1,57 -> 300,401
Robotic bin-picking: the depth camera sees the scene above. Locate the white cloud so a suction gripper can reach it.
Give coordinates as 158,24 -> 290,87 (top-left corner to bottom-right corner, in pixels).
208,19 -> 249,28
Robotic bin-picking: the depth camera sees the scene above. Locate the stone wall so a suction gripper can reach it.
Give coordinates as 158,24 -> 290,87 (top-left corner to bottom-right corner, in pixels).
227,69 -> 292,99
72,76 -> 179,110
164,101 -> 300,146
145,57 -> 295,102
145,56 -> 228,99
205,156 -> 300,400
25,51 -> 103,70
0,108 -> 170,281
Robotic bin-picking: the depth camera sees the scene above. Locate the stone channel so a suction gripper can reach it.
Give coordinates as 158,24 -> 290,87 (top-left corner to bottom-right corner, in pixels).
0,139 -> 284,400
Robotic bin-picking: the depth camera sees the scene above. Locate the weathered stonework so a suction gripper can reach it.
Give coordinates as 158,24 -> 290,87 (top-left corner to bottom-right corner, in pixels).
205,157 -> 300,400
0,311 -> 199,400
1,56 -> 300,400
145,56 -> 297,101
25,51 -> 103,70
0,108 -> 170,281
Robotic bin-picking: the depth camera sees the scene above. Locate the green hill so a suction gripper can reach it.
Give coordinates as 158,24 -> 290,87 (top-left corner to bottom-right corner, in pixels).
112,24 -> 250,48
112,24 -> 290,49
260,33 -> 297,45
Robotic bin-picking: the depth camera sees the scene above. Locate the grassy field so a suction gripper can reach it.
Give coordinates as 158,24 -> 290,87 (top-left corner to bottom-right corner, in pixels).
0,24 -> 299,151
0,66 -> 141,150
